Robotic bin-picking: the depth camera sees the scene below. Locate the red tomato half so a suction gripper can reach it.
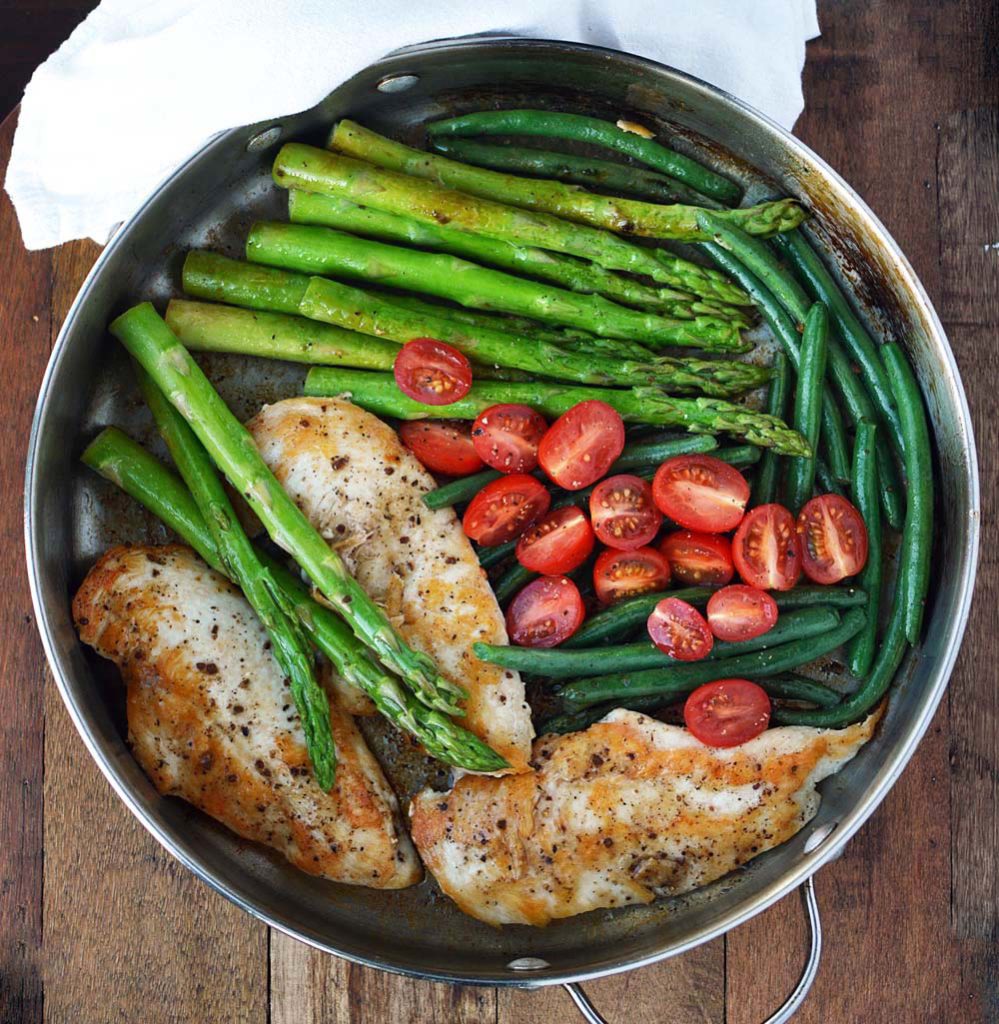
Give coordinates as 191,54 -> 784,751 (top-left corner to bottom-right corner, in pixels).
732,503 -> 802,591
659,530 -> 734,586
589,474 -> 663,551
506,575 -> 585,648
537,400 -> 625,490
652,455 -> 750,533
684,679 -> 771,748
706,585 -> 778,642
647,597 -> 714,661
516,507 -> 595,575
797,494 -> 869,584
471,403 -> 548,474
593,546 -> 671,605
462,474 -> 550,547
398,420 -> 484,476
393,338 -> 472,405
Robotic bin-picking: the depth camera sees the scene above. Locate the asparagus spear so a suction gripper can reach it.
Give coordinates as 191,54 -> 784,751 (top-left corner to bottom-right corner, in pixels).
328,122 -> 802,240
271,144 -> 747,303
133,365 -> 338,792
248,220 -> 746,352
288,189 -> 749,320
426,137 -> 722,208
110,302 -> 469,719
172,273 -> 528,383
80,427 -> 508,772
299,276 -> 769,397
425,110 -> 740,204
303,368 -> 810,455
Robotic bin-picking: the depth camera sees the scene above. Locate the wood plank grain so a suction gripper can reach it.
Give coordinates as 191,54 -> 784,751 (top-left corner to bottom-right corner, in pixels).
939,106 -> 998,1015
40,240 -> 271,1024
498,942 -> 724,1024
269,933 -> 497,1023
0,108 -> 51,1024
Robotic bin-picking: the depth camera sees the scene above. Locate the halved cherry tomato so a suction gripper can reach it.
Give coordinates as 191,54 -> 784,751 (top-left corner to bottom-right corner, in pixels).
706,585 -> 778,642
652,454 -> 750,533
797,494 -> 869,584
593,546 -> 671,605
647,597 -> 714,661
462,474 -> 550,546
537,400 -> 625,490
471,403 -> 548,474
516,507 -> 595,575
506,575 -> 585,647
393,337 -> 472,405
659,530 -> 735,585
399,420 -> 484,476
684,679 -> 771,747
589,474 -> 662,551
732,503 -> 802,591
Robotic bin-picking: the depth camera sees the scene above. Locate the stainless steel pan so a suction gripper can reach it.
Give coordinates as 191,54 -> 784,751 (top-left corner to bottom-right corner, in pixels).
25,38 -> 979,1021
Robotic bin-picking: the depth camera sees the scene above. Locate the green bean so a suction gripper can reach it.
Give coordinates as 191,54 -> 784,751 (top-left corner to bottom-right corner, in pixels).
698,215 -> 905,519
560,608 -> 865,709
425,109 -> 742,204
815,459 -> 845,497
478,538 -> 517,569
785,303 -> 829,511
699,240 -> 852,483
609,434 -> 718,470
771,230 -> 903,449
715,445 -> 762,469
846,420 -> 883,676
422,468 -> 502,510
475,606 -> 840,679
771,598 -> 906,727
561,584 -> 866,649
753,351 -> 789,506
493,562 -> 536,604
538,671 -> 841,734
882,343 -> 933,643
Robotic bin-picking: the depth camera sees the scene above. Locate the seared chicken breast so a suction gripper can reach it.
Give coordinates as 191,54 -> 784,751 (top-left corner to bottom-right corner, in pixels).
410,708 -> 877,925
73,544 -> 421,889
247,397 -> 533,774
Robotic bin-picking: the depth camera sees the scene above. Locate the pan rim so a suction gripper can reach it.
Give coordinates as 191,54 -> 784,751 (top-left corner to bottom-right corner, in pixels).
24,36 -> 980,988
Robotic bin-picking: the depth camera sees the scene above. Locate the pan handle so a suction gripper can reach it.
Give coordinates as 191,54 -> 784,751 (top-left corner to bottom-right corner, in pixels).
561,876 -> 822,1024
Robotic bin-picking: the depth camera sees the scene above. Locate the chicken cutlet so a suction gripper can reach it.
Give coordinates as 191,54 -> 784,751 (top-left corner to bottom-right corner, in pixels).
73,543 -> 421,889
410,707 -> 878,925
246,396 -> 533,774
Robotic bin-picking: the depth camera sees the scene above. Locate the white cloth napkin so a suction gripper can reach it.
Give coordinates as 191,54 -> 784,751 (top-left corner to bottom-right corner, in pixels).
5,0 -> 818,250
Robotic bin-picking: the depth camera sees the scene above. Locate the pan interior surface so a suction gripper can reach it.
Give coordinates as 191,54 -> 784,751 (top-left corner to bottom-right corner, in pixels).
25,40 -> 978,986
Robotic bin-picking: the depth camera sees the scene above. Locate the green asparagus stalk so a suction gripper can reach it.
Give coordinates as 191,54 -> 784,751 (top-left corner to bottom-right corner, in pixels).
299,275 -> 769,397
303,367 -> 811,455
271,143 -> 748,303
133,365 -> 337,792
288,189 -> 749,320
425,110 -> 740,203
247,220 -> 746,352
426,137 -> 722,208
327,122 -> 803,240
166,298 -> 402,368
110,302 -> 470,720
174,265 -> 528,383
80,427 -> 508,772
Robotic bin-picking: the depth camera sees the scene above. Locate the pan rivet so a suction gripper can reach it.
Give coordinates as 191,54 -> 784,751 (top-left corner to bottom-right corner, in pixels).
804,821 -> 838,853
507,957 -> 550,971
246,126 -> 283,153
377,74 -> 420,93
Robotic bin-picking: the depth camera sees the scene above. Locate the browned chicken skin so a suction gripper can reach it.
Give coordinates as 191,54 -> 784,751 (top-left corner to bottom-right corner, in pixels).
411,708 -> 877,925
73,543 -> 421,889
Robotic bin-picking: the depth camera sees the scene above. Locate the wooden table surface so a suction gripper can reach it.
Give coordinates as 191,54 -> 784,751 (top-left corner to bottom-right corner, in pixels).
1,2 -> 996,1021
